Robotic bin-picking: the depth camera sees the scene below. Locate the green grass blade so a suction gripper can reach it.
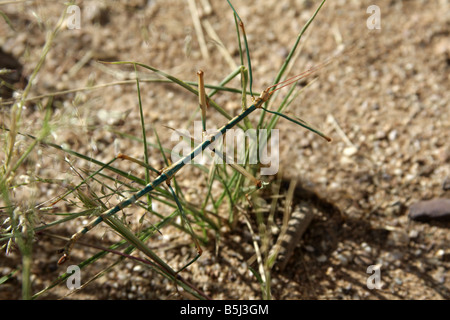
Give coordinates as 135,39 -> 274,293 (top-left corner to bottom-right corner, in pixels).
134,65 -> 154,214
261,106 -> 331,142
226,0 -> 253,97
134,65 -> 151,182
0,10 -> 16,31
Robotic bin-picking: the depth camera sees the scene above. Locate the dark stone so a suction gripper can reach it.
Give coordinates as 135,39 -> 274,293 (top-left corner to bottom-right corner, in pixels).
408,198 -> 450,222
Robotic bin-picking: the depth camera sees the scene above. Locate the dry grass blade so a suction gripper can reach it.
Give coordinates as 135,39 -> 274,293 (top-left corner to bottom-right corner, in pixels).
202,19 -> 237,70
188,0 -> 209,60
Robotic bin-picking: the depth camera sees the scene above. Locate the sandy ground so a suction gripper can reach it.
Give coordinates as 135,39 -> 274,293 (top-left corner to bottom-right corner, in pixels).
0,0 -> 449,300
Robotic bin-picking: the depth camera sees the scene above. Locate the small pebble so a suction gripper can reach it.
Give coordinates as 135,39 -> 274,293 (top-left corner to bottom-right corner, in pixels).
388,130 -> 398,141
343,146 -> 357,157
443,177 -> 450,190
435,249 -> 445,259
387,231 -> 409,246
432,267 -> 446,284
361,242 -> 371,253
408,229 -> 419,239
336,253 -> 349,265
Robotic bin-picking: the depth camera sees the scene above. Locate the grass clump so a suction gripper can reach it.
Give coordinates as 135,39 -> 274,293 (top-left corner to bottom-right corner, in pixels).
1,0 -> 330,300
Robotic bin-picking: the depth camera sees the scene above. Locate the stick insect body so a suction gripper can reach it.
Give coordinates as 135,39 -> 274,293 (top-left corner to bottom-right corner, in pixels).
58,58 -> 332,267
58,84 -> 273,265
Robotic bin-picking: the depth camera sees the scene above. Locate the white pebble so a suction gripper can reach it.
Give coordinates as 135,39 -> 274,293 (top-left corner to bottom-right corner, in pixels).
343,146 -> 357,157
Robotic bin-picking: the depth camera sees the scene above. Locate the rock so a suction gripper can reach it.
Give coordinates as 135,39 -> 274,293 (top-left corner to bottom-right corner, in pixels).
443,177 -> 450,191
408,198 -> 450,222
